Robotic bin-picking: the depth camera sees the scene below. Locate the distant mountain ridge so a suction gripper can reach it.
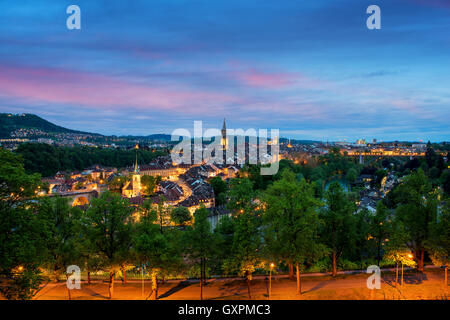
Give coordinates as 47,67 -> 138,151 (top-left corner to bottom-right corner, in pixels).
0,113 -> 96,138
0,113 -> 320,144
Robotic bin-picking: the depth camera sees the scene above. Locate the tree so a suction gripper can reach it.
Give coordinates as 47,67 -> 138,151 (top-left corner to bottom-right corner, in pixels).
226,178 -> 255,215
84,192 -> 133,299
0,149 -> 48,300
393,169 -> 438,272
171,206 -> 192,227
184,207 -> 215,300
345,168 -> 358,184
141,175 -> 158,196
107,176 -> 129,193
134,200 -> 181,300
263,170 -> 326,295
213,215 -> 235,275
209,176 -> 227,205
225,177 -> 261,298
319,182 -> 357,277
228,211 -> 261,299
153,196 -> 172,232
370,202 -> 392,266
426,201 -> 450,292
39,197 -> 83,299
440,169 -> 450,195
384,222 -> 416,287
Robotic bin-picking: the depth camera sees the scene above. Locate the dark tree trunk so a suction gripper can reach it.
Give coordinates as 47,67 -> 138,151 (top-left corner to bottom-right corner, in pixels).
332,252 -> 337,277
87,270 -> 91,285
121,265 -> 127,284
288,264 -> 294,281
377,239 -> 381,266
445,266 -> 448,294
65,274 -> 72,300
246,271 -> 251,299
203,261 -> 207,285
296,264 -> 301,295
108,272 -> 115,300
150,272 -> 158,300
417,249 -> 424,272
395,261 -> 399,287
200,258 -> 203,300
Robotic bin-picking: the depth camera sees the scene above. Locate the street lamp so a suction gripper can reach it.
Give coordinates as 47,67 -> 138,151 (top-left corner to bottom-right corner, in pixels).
269,263 -> 275,300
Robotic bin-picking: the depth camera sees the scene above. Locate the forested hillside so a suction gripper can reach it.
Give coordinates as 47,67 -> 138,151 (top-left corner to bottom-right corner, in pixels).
15,143 -> 168,177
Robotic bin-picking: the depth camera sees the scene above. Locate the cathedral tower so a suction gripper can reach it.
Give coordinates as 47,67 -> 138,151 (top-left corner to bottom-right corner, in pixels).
221,118 -> 228,150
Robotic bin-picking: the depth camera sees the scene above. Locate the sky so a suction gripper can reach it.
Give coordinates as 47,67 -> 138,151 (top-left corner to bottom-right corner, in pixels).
0,0 -> 449,142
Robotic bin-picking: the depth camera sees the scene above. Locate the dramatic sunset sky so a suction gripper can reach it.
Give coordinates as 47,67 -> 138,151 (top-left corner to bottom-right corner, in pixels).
0,0 -> 449,141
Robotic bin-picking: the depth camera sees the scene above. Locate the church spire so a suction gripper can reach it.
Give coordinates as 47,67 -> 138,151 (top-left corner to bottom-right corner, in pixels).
221,118 -> 227,150
134,144 -> 139,173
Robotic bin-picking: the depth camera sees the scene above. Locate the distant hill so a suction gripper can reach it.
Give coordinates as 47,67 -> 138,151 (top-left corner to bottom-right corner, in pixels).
0,113 -> 96,138
118,134 -> 174,142
279,137 -> 321,145
146,134 -> 173,141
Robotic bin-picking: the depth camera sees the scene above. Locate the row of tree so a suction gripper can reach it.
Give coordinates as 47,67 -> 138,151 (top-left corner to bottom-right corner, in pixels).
1,148 -> 448,300
15,143 -> 167,177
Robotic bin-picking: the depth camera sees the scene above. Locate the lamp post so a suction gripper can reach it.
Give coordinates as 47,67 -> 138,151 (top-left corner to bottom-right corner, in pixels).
269,263 -> 275,300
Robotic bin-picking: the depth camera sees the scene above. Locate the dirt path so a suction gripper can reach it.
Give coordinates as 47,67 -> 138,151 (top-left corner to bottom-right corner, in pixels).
32,269 -> 448,300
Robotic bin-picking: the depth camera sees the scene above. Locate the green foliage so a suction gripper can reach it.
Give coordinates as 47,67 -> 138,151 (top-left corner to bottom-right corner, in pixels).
183,207 -> 215,287
141,175 -> 159,196
38,197 -> 83,280
0,149 -> 48,299
134,200 -> 182,278
345,168 -> 358,184
226,211 -> 261,278
107,176 -> 129,192
319,182 -> 357,272
226,178 -> 255,215
212,215 -> 235,274
426,201 -> 450,267
171,206 -> 192,226
440,169 -> 450,195
262,169 -> 327,272
383,220 -> 416,267
369,202 -> 392,264
15,143 -> 167,177
209,176 -> 227,205
84,192 -> 134,272
392,169 -> 438,267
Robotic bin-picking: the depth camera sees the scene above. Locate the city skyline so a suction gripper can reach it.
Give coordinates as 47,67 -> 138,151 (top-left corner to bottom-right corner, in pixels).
0,0 -> 449,141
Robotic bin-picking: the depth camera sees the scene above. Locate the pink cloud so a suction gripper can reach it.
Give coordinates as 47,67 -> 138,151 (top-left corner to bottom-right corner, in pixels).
231,67 -> 323,90
234,68 -> 296,88
0,65 -> 239,113
390,99 -> 431,119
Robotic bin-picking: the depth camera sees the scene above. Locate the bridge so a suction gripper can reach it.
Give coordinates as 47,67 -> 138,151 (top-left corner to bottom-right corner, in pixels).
49,190 -> 99,207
